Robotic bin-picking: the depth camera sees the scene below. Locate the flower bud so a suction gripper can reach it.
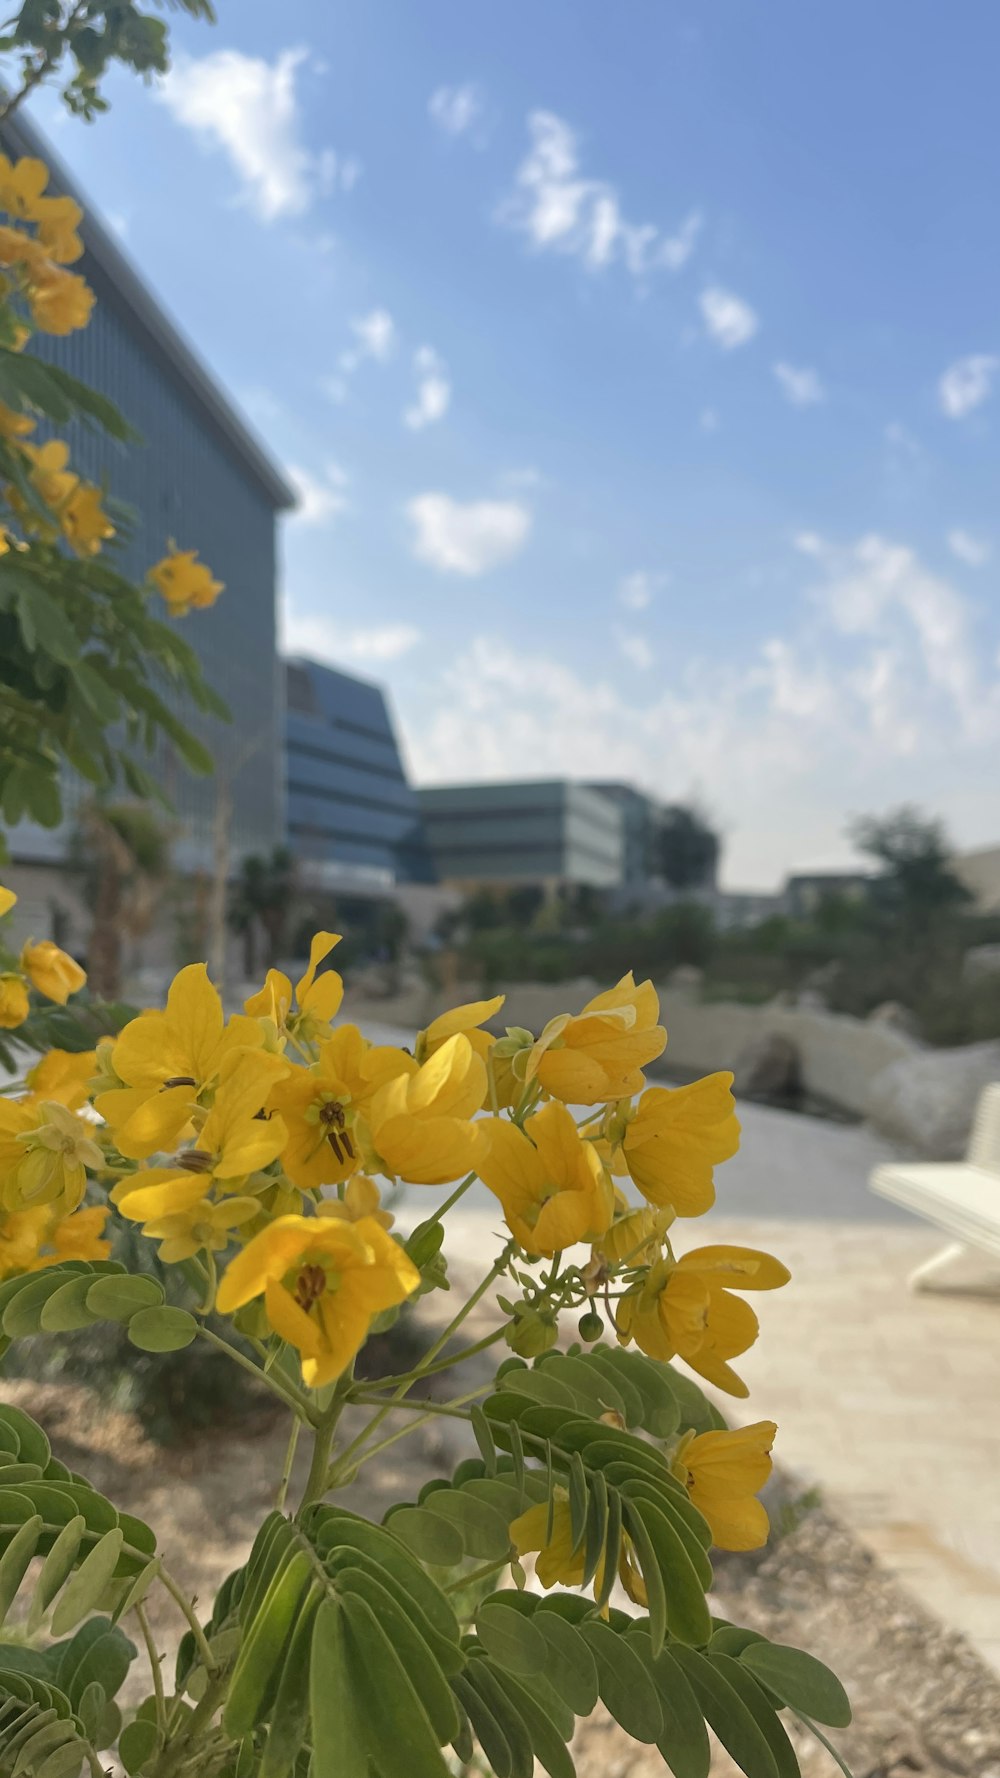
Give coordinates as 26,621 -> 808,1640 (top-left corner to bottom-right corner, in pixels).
578,1310 -> 604,1342
505,1302 -> 558,1358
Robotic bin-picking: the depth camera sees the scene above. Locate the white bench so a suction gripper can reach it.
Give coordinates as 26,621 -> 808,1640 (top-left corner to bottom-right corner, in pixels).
871,1082 -> 1000,1291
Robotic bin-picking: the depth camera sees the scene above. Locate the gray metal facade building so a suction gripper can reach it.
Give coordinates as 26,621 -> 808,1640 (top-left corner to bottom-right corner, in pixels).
285,658 -> 434,890
417,781 -> 624,889
2,112 -> 293,870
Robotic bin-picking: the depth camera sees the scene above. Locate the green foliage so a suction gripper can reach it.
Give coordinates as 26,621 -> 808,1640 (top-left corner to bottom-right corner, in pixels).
0,0 -> 215,124
212,1348 -> 848,1778
849,804 -> 970,925
0,536 -> 226,836
656,806 -> 720,893
228,848 -> 296,974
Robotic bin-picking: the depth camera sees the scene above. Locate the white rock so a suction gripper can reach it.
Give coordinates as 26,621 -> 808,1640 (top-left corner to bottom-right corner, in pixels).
865,1039 -> 1000,1158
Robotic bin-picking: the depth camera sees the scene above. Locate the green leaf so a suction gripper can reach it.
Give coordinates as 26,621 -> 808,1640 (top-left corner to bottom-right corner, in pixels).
343,1569 -> 460,1739
259,1582 -> 321,1778
384,1505 -> 464,1569
533,1609 -> 598,1717
710,1655 -> 800,1778
671,1647 -> 780,1778
39,1279 -> 103,1334
578,1619 -> 662,1743
27,1517 -> 87,1632
310,1599 -> 368,1778
741,1643 -> 852,1730
341,1591 -> 453,1778
224,1549 -> 313,1736
0,1516 -> 43,1626
475,1600 -> 548,1677
627,1631 -> 712,1778
126,1306 -> 197,1353
462,1658 -> 534,1778
84,1275 -> 164,1323
48,1531 -> 124,1636
483,1664 -> 577,1778
118,1716 -> 163,1775
452,1671 -> 514,1778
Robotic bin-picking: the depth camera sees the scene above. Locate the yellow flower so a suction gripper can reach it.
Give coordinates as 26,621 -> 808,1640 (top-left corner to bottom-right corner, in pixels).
0,406 -> 33,442
0,1206 -> 50,1278
0,974 -> 29,1029
20,939 -> 86,1005
0,222 -> 44,269
526,974 -> 667,1104
509,1494 -> 645,1606
216,1212 -> 420,1388
415,995 -> 505,1065
148,547 -> 223,617
23,439 -> 77,510
25,1049 -> 96,1111
616,1245 -> 790,1398
594,1200 -> 674,1267
0,1100 -> 102,1215
98,962 -> 269,1158
28,264 -> 94,335
317,1174 -> 394,1232
139,1195 -> 260,1265
245,932 -> 344,1043
477,1100 -> 614,1256
1,883 -> 18,916
0,155 -> 50,219
602,1073 -> 740,1217
62,482 -> 114,555
267,1024 -> 413,1193
110,1049 -> 290,1226
671,1421 -> 776,1551
363,1033 -> 488,1187
33,1204 -> 111,1269
31,194 -> 84,265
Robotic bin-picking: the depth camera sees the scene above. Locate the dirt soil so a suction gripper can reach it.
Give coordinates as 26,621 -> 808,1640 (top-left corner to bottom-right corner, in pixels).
5,1375 -> 1000,1778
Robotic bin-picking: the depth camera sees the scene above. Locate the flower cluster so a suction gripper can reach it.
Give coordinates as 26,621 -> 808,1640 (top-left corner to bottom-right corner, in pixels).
0,155 -> 223,602
0,882 -> 87,1029
0,930 -> 791,1555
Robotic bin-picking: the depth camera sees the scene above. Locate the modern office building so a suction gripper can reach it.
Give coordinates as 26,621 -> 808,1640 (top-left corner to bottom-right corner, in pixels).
285,657 -> 435,893
585,782 -> 662,887
2,110 -> 294,876
417,781 -> 624,890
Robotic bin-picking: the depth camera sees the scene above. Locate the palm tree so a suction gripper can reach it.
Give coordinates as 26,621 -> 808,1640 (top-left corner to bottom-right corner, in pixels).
227,846 -> 297,977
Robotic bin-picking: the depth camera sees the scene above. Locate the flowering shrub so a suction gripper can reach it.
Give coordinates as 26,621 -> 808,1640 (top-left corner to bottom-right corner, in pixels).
0,149 -> 224,834
0,930 -> 853,1778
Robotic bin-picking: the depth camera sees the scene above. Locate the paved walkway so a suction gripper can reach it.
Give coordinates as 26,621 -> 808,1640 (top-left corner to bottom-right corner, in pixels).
384,1078 -> 1000,1677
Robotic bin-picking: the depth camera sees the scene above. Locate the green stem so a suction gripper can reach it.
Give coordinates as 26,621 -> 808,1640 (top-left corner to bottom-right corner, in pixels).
196,1326 -> 314,1421
328,1247 -> 513,1486
134,1600 -> 167,1736
443,1557 -> 508,1596
158,1565 -> 217,1675
356,1326 -> 506,1393
420,1170 -> 477,1230
298,1384 -> 349,1510
275,1416 -> 301,1511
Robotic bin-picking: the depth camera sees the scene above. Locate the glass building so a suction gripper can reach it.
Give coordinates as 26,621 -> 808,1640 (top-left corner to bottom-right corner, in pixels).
285,658 -> 435,891
417,781 -> 624,889
2,111 -> 294,872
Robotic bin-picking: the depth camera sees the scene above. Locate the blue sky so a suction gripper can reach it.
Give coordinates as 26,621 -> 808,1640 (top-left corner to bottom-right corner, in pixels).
28,0 -> 1000,886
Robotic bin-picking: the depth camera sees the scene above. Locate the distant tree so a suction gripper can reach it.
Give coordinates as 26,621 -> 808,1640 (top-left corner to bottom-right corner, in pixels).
506,883 -> 545,928
848,806 -> 971,925
70,799 -> 171,997
656,805 -> 720,891
228,846 -> 296,975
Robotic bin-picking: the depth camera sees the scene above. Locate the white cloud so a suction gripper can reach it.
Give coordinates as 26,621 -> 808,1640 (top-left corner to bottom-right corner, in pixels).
700,286 -> 758,350
947,528 -> 991,567
773,361 -> 825,406
406,533 -> 1000,886
938,353 -> 999,419
406,494 -> 531,576
284,609 -> 421,668
617,632 -> 654,671
286,461 -> 350,527
429,83 -> 484,138
884,420 -> 920,455
404,346 -> 451,430
502,111 -> 702,282
348,308 -> 396,364
158,46 -> 347,221
618,570 -> 667,611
